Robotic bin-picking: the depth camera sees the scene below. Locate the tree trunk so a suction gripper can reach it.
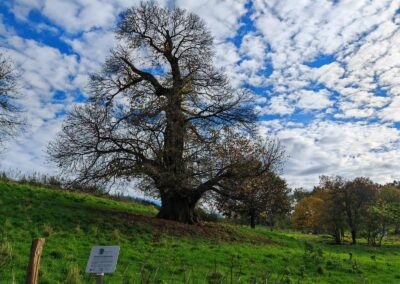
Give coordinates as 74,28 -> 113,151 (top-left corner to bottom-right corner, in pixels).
250,212 -> 256,229
333,227 -> 341,244
269,216 -> 274,231
395,223 -> 400,235
157,194 -> 199,224
378,224 -> 386,246
351,229 -> 357,244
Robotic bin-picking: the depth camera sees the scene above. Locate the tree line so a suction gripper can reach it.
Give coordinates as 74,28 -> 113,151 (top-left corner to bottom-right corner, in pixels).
292,176 -> 400,246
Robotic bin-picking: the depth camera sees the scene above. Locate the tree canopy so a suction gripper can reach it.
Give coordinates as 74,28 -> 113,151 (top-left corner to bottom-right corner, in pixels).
216,169 -> 289,228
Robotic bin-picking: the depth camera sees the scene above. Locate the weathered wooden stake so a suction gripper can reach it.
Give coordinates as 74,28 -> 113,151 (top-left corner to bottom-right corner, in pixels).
96,273 -> 104,284
26,238 -> 45,284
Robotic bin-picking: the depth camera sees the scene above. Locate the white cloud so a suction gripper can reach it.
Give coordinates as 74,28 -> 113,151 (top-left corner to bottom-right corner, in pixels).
8,0 -> 246,38
263,95 -> 295,115
379,96 -> 400,121
176,0 -> 247,40
240,33 -> 266,60
10,0 -> 141,34
260,120 -> 400,188
5,36 -> 82,100
63,30 -> 115,66
0,118 -> 63,174
296,90 -> 333,110
0,36 -> 85,174
252,0 -> 400,119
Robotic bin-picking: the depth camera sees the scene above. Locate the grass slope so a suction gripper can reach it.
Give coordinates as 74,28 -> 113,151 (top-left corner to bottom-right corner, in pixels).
1,181 -> 400,283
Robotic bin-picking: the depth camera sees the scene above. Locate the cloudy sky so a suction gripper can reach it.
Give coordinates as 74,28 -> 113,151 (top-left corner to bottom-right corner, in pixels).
0,0 -> 399,189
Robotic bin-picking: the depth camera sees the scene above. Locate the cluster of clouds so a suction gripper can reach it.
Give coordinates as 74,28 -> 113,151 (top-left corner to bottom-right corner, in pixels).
0,0 -> 399,188
260,120 -> 400,188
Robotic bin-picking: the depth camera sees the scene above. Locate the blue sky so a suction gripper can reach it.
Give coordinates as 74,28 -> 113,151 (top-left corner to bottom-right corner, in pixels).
0,0 -> 400,189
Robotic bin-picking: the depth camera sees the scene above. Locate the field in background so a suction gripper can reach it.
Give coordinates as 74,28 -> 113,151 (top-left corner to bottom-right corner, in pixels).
1,181 -> 400,283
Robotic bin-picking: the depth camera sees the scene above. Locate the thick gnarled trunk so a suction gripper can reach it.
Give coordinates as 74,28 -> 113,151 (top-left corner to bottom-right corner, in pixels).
157,194 -> 199,224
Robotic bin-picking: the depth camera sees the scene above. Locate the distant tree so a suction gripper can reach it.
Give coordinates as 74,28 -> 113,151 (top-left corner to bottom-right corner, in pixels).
292,188 -> 311,203
216,167 -> 288,229
387,180 -> 400,189
365,185 -> 400,246
292,196 -> 325,234
0,52 -> 22,148
291,177 -> 399,245
261,173 -> 291,230
48,3 -> 278,224
343,177 -> 378,244
314,176 -> 347,244
386,181 -> 400,234
215,172 -> 263,228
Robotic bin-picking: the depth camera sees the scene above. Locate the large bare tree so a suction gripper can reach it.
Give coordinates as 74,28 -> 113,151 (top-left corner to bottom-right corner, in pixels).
0,52 -> 21,148
49,3 -> 280,223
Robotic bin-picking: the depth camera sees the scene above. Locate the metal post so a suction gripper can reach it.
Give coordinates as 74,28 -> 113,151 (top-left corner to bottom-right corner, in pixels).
96,273 -> 104,284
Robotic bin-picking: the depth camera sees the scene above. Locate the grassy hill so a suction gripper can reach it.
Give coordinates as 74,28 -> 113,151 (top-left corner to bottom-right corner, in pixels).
1,181 -> 400,283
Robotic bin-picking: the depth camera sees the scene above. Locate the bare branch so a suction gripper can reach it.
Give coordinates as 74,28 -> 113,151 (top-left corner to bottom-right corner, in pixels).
0,52 -> 24,148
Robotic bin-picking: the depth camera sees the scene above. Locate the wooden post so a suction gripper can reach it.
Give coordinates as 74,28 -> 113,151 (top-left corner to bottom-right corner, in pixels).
26,238 -> 45,284
96,273 -> 104,284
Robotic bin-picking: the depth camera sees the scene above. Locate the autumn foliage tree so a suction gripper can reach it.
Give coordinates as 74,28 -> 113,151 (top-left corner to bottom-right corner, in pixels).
48,3 -> 280,224
293,177 -> 376,243
216,166 -> 289,229
290,176 -> 400,246
342,177 -> 378,244
292,196 -> 325,233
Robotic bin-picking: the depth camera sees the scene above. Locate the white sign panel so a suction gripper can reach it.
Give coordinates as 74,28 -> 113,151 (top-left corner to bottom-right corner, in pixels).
86,246 -> 120,274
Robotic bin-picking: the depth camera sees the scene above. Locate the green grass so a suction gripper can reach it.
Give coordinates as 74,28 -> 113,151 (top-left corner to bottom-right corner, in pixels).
1,180 -> 400,283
